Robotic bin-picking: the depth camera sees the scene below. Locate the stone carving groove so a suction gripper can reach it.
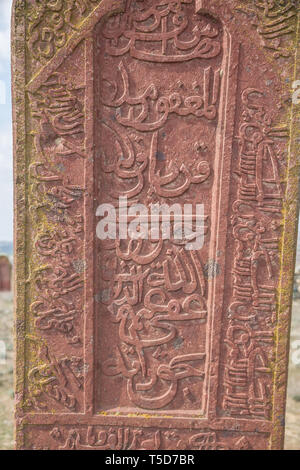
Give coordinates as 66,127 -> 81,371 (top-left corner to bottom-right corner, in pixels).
101,0 -> 221,61
27,0 -> 101,63
48,425 -> 254,450
238,0 -> 297,59
95,0 -> 224,413
25,63 -> 86,411
221,88 -> 287,419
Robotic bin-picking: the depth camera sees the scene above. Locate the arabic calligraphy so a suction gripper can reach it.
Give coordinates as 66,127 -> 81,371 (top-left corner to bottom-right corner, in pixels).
26,339 -> 84,412
27,0 -> 101,65
101,0 -> 221,62
95,0 -> 223,412
49,425 -> 254,450
100,245 -> 208,409
148,132 -> 211,197
101,61 -> 221,132
239,0 -> 297,59
222,88 -> 285,419
99,122 -> 212,201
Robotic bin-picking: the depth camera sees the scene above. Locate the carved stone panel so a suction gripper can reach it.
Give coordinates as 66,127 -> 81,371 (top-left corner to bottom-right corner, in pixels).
13,0 -> 300,450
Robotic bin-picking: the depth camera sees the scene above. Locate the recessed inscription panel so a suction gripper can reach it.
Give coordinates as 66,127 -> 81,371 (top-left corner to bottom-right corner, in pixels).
26,424 -> 269,450
219,88 -> 286,421
94,0 -> 228,415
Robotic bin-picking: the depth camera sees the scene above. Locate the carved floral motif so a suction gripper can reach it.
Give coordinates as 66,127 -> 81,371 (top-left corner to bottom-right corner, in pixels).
27,0 -> 101,62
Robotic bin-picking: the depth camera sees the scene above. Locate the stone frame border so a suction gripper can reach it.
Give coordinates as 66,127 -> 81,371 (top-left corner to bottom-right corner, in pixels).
12,0 -> 300,450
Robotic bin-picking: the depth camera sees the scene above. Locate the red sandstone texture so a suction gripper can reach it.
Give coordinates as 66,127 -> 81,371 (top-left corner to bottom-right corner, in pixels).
12,0 -> 300,450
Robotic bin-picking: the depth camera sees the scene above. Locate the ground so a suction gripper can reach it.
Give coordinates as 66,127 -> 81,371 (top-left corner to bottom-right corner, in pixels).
0,292 -> 14,450
0,292 -> 299,450
285,298 -> 300,450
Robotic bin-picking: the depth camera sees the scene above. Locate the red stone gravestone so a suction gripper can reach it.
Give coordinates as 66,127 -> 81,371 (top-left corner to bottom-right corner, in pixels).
0,256 -> 11,292
13,0 -> 300,450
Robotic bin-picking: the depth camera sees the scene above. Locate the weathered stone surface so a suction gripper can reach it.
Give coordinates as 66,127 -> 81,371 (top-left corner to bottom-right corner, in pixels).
0,256 -> 11,292
12,0 -> 300,450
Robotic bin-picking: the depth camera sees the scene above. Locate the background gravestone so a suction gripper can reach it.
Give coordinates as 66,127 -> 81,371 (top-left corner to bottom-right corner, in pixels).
12,0 -> 300,450
0,256 -> 11,292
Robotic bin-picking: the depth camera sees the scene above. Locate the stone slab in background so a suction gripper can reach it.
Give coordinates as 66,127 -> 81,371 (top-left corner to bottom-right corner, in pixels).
0,256 -> 11,292
12,0 -> 300,450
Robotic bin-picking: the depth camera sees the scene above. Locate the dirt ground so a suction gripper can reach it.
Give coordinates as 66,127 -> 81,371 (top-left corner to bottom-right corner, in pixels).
0,292 -> 299,450
0,292 -> 14,450
285,299 -> 300,450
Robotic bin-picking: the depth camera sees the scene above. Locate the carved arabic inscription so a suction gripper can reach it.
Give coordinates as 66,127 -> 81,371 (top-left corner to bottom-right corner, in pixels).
95,0 -> 225,414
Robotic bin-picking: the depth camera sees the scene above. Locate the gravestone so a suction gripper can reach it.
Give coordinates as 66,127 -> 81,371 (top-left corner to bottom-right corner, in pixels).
0,255 -> 11,292
12,0 -> 300,450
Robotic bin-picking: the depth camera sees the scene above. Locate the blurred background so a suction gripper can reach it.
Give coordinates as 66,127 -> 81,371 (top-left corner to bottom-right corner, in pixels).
0,0 -> 299,450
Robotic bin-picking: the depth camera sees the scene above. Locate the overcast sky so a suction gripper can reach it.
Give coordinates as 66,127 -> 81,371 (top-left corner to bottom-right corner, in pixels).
0,0 -> 12,241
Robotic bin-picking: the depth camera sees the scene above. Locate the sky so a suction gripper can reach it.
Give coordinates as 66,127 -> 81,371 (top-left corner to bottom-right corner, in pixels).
0,0 -> 12,241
